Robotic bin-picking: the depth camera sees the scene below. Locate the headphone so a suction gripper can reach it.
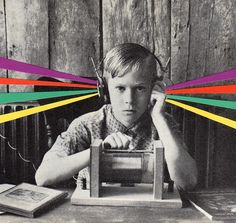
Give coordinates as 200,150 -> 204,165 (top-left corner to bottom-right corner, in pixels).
91,55 -> 170,104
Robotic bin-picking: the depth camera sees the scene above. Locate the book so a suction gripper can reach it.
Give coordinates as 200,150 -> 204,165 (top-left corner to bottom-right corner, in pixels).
188,190 -> 236,221
0,183 -> 68,218
0,184 -> 15,214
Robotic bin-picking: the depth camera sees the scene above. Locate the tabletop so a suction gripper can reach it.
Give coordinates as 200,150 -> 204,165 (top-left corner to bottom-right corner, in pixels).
0,188 -> 228,223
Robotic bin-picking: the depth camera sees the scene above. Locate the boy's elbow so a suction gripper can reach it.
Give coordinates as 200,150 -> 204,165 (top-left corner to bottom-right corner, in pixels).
186,173 -> 198,191
179,164 -> 198,191
176,175 -> 197,192
189,161 -> 198,190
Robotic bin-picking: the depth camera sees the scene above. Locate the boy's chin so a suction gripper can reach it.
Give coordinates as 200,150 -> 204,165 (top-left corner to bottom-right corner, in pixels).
113,110 -> 147,127
118,115 -> 141,127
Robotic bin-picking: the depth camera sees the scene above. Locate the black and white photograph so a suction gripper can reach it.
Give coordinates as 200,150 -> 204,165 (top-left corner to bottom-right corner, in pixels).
0,0 -> 236,222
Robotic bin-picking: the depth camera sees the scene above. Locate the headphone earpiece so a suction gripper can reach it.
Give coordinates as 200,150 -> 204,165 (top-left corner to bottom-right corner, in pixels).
97,75 -> 110,104
91,57 -> 110,104
153,55 -> 170,82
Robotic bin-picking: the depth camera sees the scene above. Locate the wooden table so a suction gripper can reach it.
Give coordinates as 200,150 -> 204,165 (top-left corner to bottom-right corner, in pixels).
0,187 -> 233,223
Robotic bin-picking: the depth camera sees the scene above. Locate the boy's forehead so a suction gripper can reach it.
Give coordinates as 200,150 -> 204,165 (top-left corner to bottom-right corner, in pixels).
110,69 -> 153,84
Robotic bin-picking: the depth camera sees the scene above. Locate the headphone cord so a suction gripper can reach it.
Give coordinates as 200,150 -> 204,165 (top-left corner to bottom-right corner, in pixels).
0,133 -> 37,172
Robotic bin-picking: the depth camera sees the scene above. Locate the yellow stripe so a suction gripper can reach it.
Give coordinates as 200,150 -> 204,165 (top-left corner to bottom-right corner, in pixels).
0,93 -> 98,124
165,99 -> 236,129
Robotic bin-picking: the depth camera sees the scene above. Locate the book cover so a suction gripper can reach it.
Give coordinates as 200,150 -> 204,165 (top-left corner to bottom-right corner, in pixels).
188,190 -> 236,221
0,183 -> 68,218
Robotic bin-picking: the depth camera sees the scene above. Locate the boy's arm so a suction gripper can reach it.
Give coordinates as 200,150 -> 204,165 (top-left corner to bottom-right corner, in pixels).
151,91 -> 198,191
35,118 -> 91,186
35,149 -> 90,186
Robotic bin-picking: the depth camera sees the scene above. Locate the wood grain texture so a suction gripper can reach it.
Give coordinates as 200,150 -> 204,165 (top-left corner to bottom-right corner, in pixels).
182,110 -> 195,156
5,0 -> 48,92
152,0 -> 171,78
189,0 -> 236,188
49,0 -> 100,79
170,0 -> 189,139
172,0 -> 236,81
205,110 -> 216,188
194,114 -> 209,189
204,0 -> 236,75
90,139 -> 102,197
103,0 -> 170,60
171,0 -> 190,84
197,0 -> 236,187
103,0 -> 152,53
172,0 -> 236,102
213,108 -> 236,187
153,146 -> 164,199
171,0 -> 236,188
0,0 -> 7,92
71,183 -> 182,208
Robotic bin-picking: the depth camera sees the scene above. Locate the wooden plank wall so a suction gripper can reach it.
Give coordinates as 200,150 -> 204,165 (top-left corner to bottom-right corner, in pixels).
103,0 -> 170,78
0,0 -> 6,92
49,0 -> 101,80
5,0 -> 49,92
0,0 -> 235,188
171,0 -> 236,188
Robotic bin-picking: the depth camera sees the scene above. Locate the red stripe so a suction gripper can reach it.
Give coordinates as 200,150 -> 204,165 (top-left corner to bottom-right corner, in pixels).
0,77 -> 97,89
165,84 -> 236,94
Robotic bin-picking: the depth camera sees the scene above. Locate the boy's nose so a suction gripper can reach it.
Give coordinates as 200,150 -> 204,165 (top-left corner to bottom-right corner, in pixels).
124,89 -> 135,104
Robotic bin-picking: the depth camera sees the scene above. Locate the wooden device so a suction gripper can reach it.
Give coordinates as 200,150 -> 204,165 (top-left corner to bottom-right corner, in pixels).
71,139 -> 182,207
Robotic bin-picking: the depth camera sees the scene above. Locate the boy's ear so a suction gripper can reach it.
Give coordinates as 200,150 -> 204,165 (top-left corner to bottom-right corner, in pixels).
148,80 -> 165,109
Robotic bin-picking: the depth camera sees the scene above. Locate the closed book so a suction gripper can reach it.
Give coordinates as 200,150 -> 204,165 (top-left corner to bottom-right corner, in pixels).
0,183 -> 68,218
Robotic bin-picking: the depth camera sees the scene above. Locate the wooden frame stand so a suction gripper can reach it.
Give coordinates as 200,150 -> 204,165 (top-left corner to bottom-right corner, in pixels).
71,139 -> 182,208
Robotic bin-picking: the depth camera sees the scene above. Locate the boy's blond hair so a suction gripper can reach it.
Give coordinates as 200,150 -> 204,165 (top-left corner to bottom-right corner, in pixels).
103,43 -> 161,81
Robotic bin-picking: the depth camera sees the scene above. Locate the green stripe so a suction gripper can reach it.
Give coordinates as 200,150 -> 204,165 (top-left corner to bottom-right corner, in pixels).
0,89 -> 97,104
166,94 -> 236,109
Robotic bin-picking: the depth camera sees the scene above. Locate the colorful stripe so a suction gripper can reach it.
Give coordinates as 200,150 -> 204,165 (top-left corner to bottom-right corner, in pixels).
166,95 -> 236,110
0,57 -> 97,85
165,99 -> 236,129
0,90 -> 97,104
165,68 -> 236,90
0,93 -> 98,124
166,84 -> 236,94
0,77 -> 96,88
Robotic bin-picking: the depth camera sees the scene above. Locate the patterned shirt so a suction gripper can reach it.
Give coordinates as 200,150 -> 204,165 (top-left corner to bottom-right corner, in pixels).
43,104 -> 161,161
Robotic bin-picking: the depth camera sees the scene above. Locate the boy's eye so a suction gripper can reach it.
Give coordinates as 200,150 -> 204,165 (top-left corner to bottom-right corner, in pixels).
136,86 -> 146,92
116,86 -> 125,92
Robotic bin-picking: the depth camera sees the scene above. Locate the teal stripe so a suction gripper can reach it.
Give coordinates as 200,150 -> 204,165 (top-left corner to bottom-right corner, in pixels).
166,95 -> 236,109
0,89 -> 97,104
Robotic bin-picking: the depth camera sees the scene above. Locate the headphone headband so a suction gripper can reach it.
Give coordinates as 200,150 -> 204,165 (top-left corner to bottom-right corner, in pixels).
90,55 -> 170,103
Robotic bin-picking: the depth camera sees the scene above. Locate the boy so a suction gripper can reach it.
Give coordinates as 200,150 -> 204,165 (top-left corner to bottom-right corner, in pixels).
35,43 -> 197,191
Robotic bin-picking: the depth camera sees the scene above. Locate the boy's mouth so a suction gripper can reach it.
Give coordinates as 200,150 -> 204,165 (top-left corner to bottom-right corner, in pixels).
122,109 -> 136,114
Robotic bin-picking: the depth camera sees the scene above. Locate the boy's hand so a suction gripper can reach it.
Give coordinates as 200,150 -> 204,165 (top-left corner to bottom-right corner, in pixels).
149,90 -> 166,118
103,132 -> 132,150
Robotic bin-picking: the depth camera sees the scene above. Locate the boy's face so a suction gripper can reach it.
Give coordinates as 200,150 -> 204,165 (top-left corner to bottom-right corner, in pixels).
107,67 -> 153,127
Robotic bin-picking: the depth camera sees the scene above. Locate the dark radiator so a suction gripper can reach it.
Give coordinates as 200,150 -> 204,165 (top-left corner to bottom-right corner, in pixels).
0,103 -> 48,184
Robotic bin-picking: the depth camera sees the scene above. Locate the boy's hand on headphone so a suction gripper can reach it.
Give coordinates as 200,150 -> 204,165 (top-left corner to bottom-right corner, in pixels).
103,132 -> 133,150
149,90 -> 166,118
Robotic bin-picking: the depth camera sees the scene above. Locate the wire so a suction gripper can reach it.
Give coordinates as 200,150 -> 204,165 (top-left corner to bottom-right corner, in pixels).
0,133 -> 37,172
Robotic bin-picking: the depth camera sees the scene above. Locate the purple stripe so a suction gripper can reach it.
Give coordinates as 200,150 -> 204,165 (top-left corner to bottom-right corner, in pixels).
0,57 -> 97,85
165,68 -> 236,90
